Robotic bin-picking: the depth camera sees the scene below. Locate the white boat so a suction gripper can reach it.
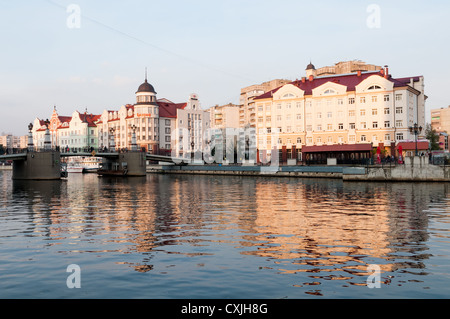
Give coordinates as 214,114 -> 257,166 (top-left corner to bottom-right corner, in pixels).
65,156 -> 102,173
66,163 -> 84,173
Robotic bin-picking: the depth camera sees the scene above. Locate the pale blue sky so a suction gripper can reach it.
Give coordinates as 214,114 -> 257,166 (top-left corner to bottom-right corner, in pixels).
0,0 -> 449,135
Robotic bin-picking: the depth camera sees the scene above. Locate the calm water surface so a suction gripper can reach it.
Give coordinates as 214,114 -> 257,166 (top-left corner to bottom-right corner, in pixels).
1,170 -> 450,298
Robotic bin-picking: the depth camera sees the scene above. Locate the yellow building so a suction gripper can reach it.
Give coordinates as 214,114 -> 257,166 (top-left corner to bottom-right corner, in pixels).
252,63 -> 426,162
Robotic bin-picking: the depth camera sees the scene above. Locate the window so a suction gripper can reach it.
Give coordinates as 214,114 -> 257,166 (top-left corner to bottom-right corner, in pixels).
317,124 -> 322,131
287,138 -> 291,144
317,112 -> 322,119
282,93 -> 295,99
277,115 -> 282,121
373,121 -> 378,128
286,114 -> 291,121
337,99 -> 343,105
349,135 -> 355,142
338,136 -> 344,143
349,110 -> 355,117
361,122 -> 367,129
277,103 -> 282,109
372,109 -> 377,115
327,112 -> 333,118
286,103 -> 291,109
368,85 -> 382,90
360,109 -> 366,116
349,97 -> 355,104
396,107 -> 403,114
372,135 -> 377,142
395,94 -> 402,101
372,96 -> 377,102
384,108 -> 390,114
267,127 -> 271,133
297,137 -> 302,144
296,102 -> 301,108
324,89 -> 336,94
316,136 -> 322,143
307,137 -> 312,144
396,120 -> 403,127
384,121 -> 390,128
258,117 -> 263,123
361,135 -> 366,142
296,114 -> 302,120
396,133 -> 403,140
306,125 -> 312,131
360,97 -> 366,103
349,123 -> 356,129
327,136 -> 333,143
327,124 -> 333,130
165,127 -> 171,134
258,105 -> 263,112
385,134 -> 391,141
266,116 -> 271,122
287,126 -> 292,132
165,136 -> 170,142
165,119 -> 171,126
338,123 -> 344,130
384,95 -> 390,101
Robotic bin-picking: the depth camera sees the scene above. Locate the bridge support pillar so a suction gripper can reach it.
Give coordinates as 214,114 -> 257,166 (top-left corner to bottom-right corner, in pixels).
99,152 -> 146,177
12,151 -> 62,180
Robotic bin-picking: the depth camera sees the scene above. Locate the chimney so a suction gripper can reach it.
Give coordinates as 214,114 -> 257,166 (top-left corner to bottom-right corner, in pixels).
301,77 -> 306,83
357,70 -> 361,77
380,68 -> 384,76
384,65 -> 389,78
308,75 -> 313,82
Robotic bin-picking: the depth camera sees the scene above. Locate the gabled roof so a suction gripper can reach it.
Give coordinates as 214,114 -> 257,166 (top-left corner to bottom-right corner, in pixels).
158,101 -> 187,118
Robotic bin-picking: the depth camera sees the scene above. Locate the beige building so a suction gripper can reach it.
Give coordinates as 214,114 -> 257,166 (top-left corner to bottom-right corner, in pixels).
239,79 -> 290,128
209,103 -> 240,129
252,62 -> 426,162
431,106 -> 450,133
307,60 -> 382,78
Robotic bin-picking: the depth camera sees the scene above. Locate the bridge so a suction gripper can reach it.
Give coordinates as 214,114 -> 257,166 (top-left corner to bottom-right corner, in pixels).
0,149 -> 189,180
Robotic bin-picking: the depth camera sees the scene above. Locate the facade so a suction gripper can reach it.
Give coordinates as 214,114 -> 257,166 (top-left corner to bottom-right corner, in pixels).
31,76 -> 210,155
239,79 -> 290,129
431,106 -> 450,133
252,63 -> 426,162
173,94 -> 210,158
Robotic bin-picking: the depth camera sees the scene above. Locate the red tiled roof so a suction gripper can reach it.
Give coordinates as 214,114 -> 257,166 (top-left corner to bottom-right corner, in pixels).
157,101 -> 187,118
302,143 -> 374,153
254,71 -> 422,100
397,141 -> 429,150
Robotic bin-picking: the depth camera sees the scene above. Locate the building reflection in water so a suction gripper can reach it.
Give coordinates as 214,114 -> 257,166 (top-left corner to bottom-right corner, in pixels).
3,171 -> 449,291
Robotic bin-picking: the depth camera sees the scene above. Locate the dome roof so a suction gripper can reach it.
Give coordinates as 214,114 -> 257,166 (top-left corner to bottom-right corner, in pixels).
306,62 -> 315,70
136,79 -> 156,94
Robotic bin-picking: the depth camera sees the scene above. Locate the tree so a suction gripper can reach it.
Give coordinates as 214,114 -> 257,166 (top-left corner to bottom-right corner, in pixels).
425,123 -> 440,151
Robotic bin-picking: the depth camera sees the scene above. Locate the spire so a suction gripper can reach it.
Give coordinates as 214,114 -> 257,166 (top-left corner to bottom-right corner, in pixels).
145,67 -> 147,82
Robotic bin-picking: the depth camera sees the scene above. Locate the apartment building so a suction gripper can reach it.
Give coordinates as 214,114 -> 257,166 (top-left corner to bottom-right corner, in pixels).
252,64 -> 426,161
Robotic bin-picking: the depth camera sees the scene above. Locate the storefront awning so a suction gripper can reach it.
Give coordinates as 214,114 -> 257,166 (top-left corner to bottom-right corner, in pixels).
301,144 -> 373,153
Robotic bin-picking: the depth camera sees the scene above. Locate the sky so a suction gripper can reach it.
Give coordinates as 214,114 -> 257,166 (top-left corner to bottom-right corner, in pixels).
0,0 -> 449,136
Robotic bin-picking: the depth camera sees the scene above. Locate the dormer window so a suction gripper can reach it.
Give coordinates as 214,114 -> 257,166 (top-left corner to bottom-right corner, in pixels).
367,85 -> 382,90
282,93 -> 295,99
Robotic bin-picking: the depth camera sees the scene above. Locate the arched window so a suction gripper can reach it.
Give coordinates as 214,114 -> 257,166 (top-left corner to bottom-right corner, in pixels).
324,89 -> 336,95
282,93 -> 295,99
367,85 -> 382,90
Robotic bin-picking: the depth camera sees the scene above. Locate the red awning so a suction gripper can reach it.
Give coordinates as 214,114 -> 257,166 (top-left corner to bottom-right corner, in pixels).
301,143 -> 373,153
397,141 -> 429,150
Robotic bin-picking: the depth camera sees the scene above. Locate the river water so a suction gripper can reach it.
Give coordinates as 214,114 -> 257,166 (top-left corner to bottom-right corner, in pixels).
1,170 -> 450,299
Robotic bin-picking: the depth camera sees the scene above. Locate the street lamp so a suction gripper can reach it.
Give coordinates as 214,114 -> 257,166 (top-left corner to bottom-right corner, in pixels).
409,123 -> 422,156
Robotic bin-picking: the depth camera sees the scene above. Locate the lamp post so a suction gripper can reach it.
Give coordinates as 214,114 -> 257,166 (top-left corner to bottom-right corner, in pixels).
131,124 -> 137,151
409,123 -> 422,156
27,123 -> 34,151
109,127 -> 116,152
